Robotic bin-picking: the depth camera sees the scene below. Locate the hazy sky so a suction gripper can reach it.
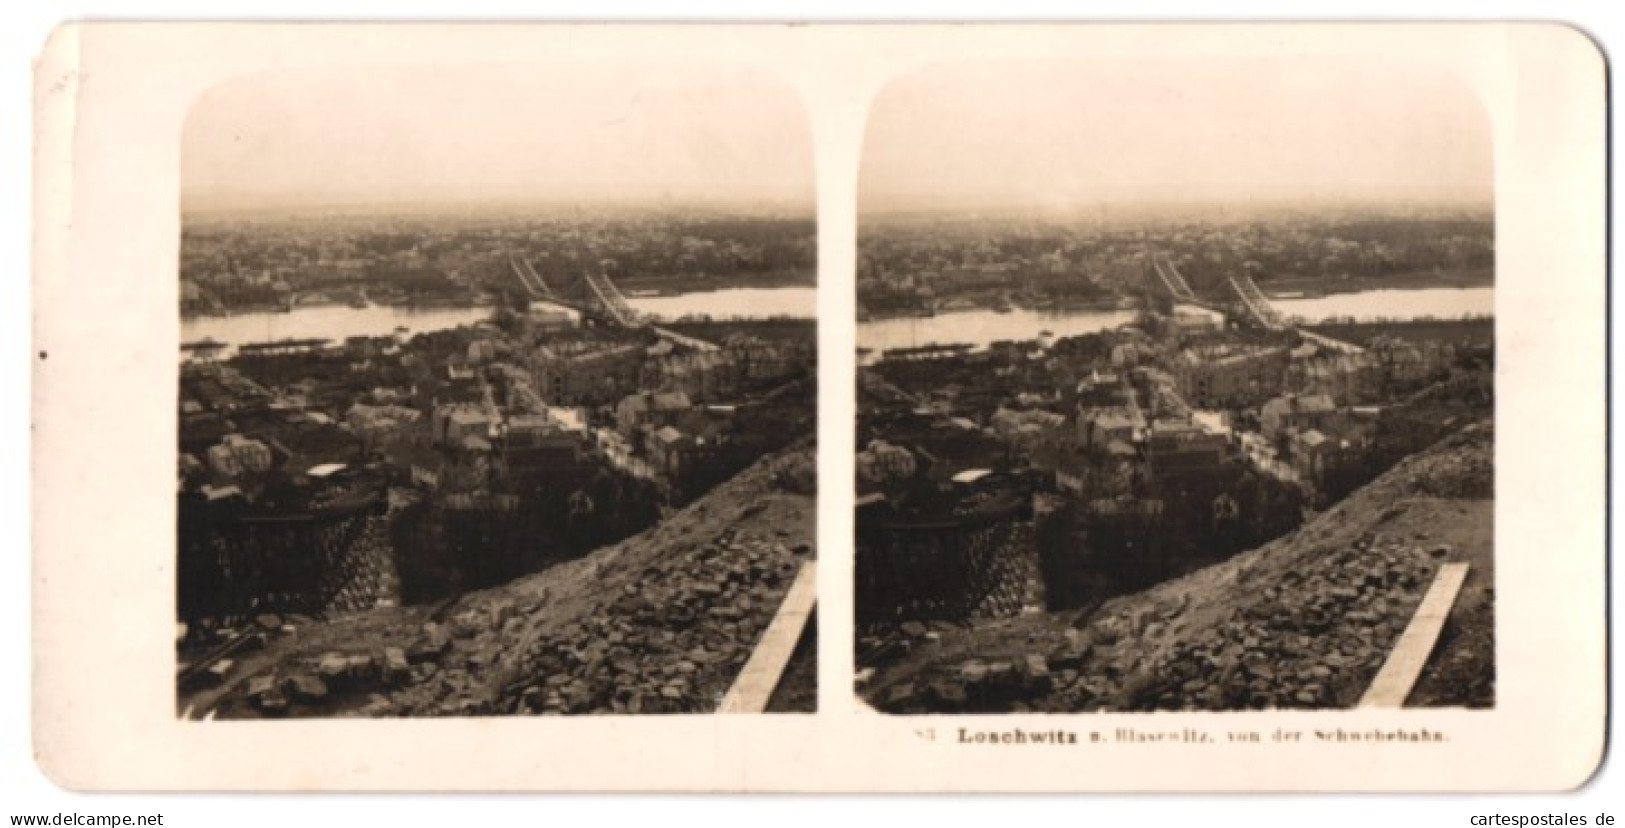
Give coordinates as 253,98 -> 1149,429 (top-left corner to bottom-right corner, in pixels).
860,60 -> 1493,212
183,63 -> 814,211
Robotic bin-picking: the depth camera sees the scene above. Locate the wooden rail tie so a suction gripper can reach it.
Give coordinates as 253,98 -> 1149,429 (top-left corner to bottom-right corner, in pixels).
1358,562 -> 1470,708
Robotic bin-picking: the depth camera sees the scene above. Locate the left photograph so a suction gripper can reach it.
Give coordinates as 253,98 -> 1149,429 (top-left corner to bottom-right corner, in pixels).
174,63 -> 819,717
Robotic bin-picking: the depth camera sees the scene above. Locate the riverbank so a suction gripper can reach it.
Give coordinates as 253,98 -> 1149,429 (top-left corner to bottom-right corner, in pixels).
182,297 -> 492,323
629,285 -> 816,322
617,268 -> 815,295
1262,267 -> 1493,299
861,292 -> 1127,323
1303,317 -> 1495,349
665,317 -> 816,343
180,305 -> 500,357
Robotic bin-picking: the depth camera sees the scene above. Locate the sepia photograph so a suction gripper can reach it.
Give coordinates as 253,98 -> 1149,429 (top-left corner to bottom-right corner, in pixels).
173,62 -> 819,718
854,60 -> 1496,714
27,22 -> 1604,794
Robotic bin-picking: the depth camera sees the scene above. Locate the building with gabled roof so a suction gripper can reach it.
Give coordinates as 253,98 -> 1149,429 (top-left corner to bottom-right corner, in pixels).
1260,392 -> 1337,441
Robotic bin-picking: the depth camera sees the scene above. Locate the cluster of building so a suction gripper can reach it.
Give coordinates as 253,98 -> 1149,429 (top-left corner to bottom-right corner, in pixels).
523,327 -> 811,410
179,357 -> 390,500
1288,336 -> 1462,405
857,211 -> 1493,320
181,292 -> 816,520
858,298 -> 1486,560
181,212 -> 816,318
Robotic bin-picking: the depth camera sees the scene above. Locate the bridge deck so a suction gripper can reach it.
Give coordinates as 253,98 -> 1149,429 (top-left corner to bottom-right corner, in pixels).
1298,329 -> 1367,355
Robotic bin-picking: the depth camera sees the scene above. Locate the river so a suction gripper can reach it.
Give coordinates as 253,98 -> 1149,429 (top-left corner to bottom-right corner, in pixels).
182,305 -> 497,352
1271,286 -> 1493,323
625,286 -> 816,321
858,307 -> 1142,355
858,286 -> 1493,355
180,284 -> 1492,355
181,286 -> 819,353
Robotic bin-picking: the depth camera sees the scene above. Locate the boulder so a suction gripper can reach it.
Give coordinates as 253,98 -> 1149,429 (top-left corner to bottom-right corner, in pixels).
346,653 -> 377,681
204,658 -> 234,683
407,634 -> 450,665
245,674 -> 276,698
1048,648 -> 1086,672
887,683 -> 917,706
317,653 -> 351,682
285,674 -> 329,703
256,688 -> 288,714
929,681 -> 968,708
959,661 -> 989,685
382,647 -> 411,685
1022,655 -> 1051,682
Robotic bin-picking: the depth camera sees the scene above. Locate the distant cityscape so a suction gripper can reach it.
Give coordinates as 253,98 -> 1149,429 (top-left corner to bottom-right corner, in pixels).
177,206 -> 819,718
181,209 -> 815,319
858,207 -> 1492,321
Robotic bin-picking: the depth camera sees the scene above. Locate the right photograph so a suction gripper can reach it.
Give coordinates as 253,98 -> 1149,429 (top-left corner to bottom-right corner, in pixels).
854,60 -> 1495,714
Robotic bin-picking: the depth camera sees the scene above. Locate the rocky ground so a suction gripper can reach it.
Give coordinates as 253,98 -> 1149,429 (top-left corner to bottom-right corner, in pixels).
861,421 -> 1494,713
182,442 -> 817,718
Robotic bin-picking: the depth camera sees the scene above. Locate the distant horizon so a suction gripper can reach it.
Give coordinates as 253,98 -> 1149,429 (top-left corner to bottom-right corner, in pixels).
857,192 -> 1494,222
181,193 -> 817,221
860,60 -> 1493,215
180,191 -> 1484,224
183,63 -> 815,212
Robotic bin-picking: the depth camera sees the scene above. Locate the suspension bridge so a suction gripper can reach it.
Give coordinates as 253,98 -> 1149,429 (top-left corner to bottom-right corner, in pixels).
1148,252 -> 1363,351
508,254 -> 641,328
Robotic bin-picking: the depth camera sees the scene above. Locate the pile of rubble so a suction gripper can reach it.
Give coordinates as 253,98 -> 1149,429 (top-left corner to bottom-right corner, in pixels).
880,532 -> 1445,714
1113,535 -> 1442,710
347,523 -> 813,717
191,442 -> 817,719
878,651 -> 1060,714
240,643 -> 414,716
1404,421 -> 1494,500
857,417 -> 1493,715
185,611 -> 406,716
490,529 -> 812,714
177,615 -> 277,692
1054,532 -> 1444,711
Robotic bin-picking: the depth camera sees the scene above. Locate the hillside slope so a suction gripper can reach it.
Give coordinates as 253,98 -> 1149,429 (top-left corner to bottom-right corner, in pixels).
865,421 -> 1493,713
192,441 -> 817,718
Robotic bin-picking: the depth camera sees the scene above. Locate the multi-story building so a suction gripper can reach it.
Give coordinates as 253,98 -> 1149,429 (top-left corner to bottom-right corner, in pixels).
1077,407 -> 1142,454
644,349 -> 739,403
527,340 -> 646,408
1260,392 -> 1338,442
1146,418 -> 1229,478
205,434 -> 274,478
1288,350 -> 1383,404
615,391 -> 693,438
1171,344 -> 1290,409
433,403 -> 497,448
